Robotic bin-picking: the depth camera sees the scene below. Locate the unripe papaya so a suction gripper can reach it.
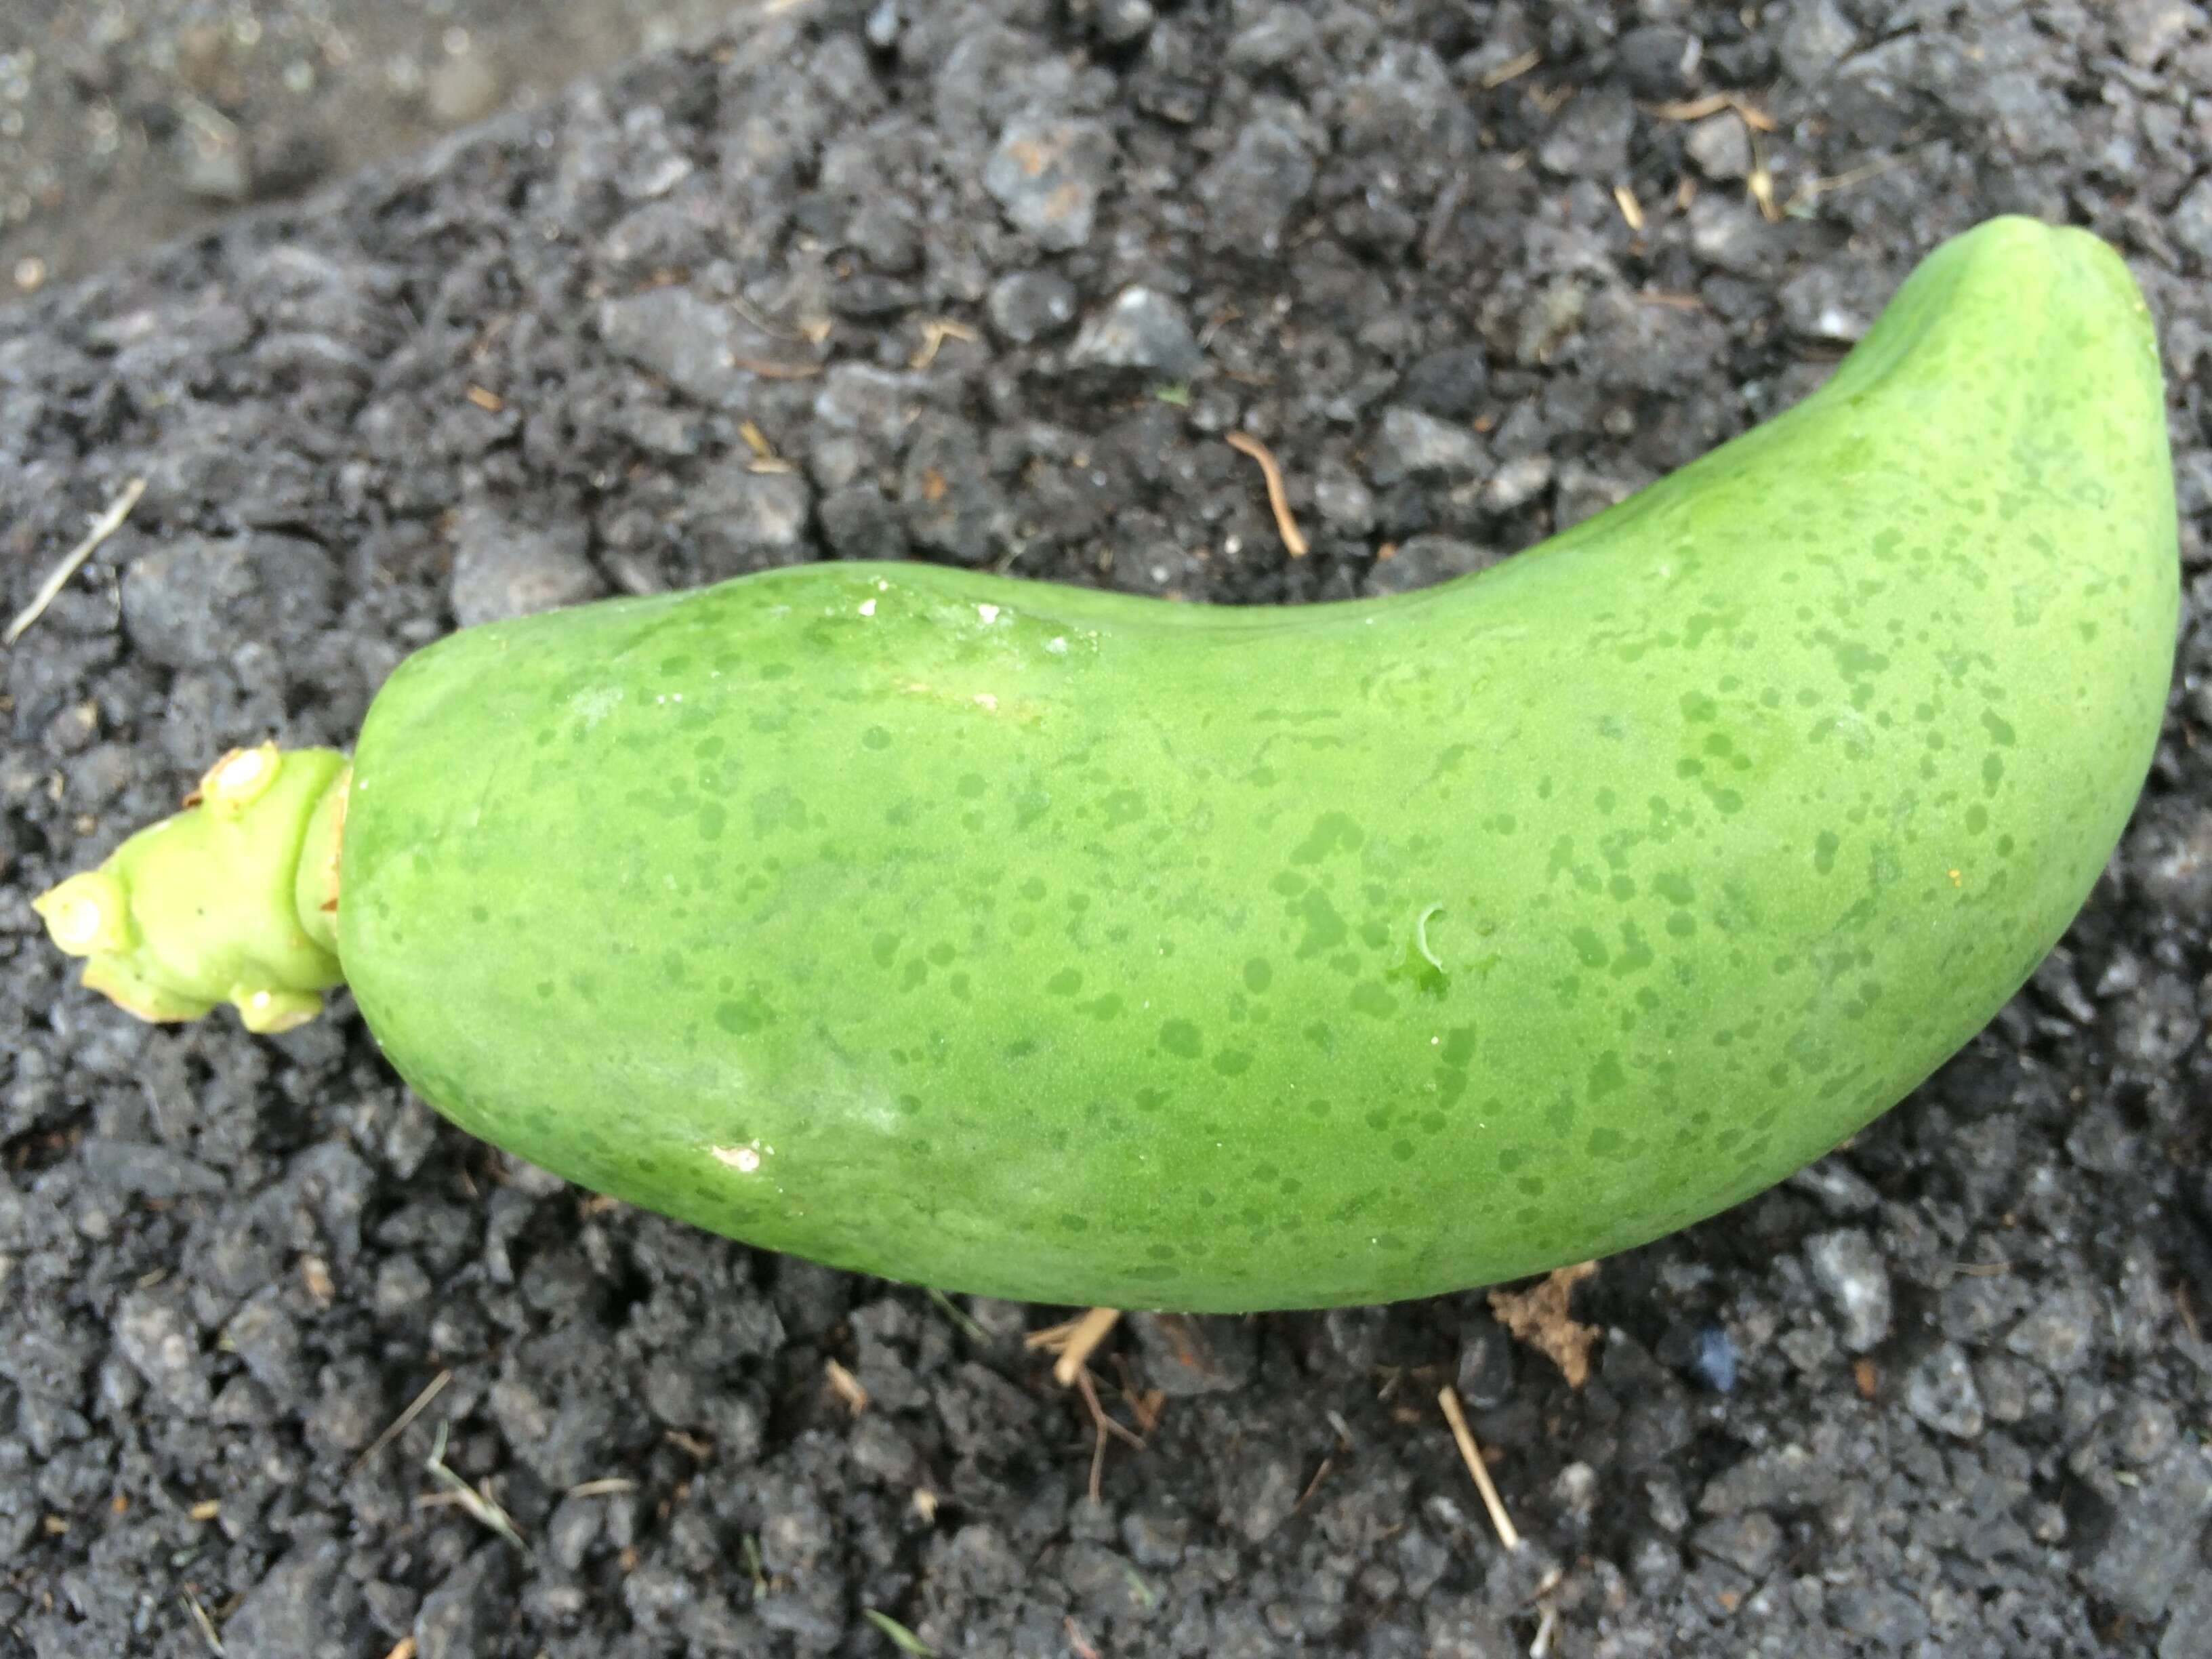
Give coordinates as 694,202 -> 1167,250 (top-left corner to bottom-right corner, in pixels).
38,218 -> 2177,1310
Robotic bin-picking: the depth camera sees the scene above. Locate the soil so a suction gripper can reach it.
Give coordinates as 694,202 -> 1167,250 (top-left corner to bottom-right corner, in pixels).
0,0 -> 743,293
5,1 -> 2212,1656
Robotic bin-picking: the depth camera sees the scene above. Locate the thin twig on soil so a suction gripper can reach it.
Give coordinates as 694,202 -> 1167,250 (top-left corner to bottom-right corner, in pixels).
926,1286 -> 990,1345
1224,432 -> 1309,557
909,318 -> 979,371
861,1607 -> 937,1656
729,291 -> 811,342
1786,150 -> 1912,212
1644,92 -> 1776,131
742,1534 -> 769,1597
1109,1353 -> 1165,1435
1530,1604 -> 1559,1658
352,1368 -> 451,1475
1026,1306 -> 1123,1386
1073,1368 -> 1143,1504
1480,49 -> 1542,88
731,356 -> 823,379
1438,1385 -> 1523,1553
1293,1455 -> 1336,1514
1074,1369 -> 1145,1452
1612,184 -> 1645,232
422,1420 -> 530,1555
565,1477 -> 636,1498
826,1357 -> 870,1414
5,476 -> 147,647
182,1586 -> 224,1655
1747,129 -> 1780,222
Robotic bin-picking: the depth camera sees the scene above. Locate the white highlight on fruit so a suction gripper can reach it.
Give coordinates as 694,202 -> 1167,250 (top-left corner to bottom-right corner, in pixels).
571,687 -> 624,728
859,598 -> 877,616
1046,636 -> 1068,654
972,693 -> 999,711
46,890 -> 104,949
977,604 -> 1001,623
710,1141 -> 766,1174
211,747 -> 272,794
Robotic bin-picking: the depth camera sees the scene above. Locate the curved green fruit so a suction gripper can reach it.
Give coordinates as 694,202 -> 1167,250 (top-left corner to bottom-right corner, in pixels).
39,218 -> 2177,1310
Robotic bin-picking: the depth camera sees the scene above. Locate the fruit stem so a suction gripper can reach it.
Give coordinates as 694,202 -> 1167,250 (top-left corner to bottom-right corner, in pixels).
33,744 -> 352,1031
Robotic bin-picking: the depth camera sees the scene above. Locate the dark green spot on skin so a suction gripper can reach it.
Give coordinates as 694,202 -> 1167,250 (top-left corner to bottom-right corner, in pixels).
1815,830 -> 1839,874
1292,888 -> 1349,957
714,995 -> 772,1036
1587,1052 -> 1626,1100
1290,811 -> 1364,864
1349,982 -> 1396,1019
1610,922 -> 1656,977
1160,1020 -> 1203,1058
862,726 -> 892,750
1244,958 -> 1273,992
1047,968 -> 1082,996
1981,710 -> 2016,746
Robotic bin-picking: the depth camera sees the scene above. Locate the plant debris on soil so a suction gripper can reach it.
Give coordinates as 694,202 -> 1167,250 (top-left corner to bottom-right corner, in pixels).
6,1 -> 2212,1656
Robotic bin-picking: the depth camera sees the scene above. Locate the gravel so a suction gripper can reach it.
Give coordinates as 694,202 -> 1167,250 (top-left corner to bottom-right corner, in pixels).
5,1 -> 2212,1656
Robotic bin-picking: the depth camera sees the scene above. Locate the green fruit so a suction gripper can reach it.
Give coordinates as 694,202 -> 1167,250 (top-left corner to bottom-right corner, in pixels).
37,218 -> 2177,1311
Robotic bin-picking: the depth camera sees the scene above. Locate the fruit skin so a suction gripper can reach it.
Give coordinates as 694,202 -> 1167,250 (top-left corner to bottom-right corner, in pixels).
332,218 -> 2173,1311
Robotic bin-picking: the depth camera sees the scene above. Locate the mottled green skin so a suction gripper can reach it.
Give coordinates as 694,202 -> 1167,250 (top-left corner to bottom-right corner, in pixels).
340,219 -> 2175,1310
